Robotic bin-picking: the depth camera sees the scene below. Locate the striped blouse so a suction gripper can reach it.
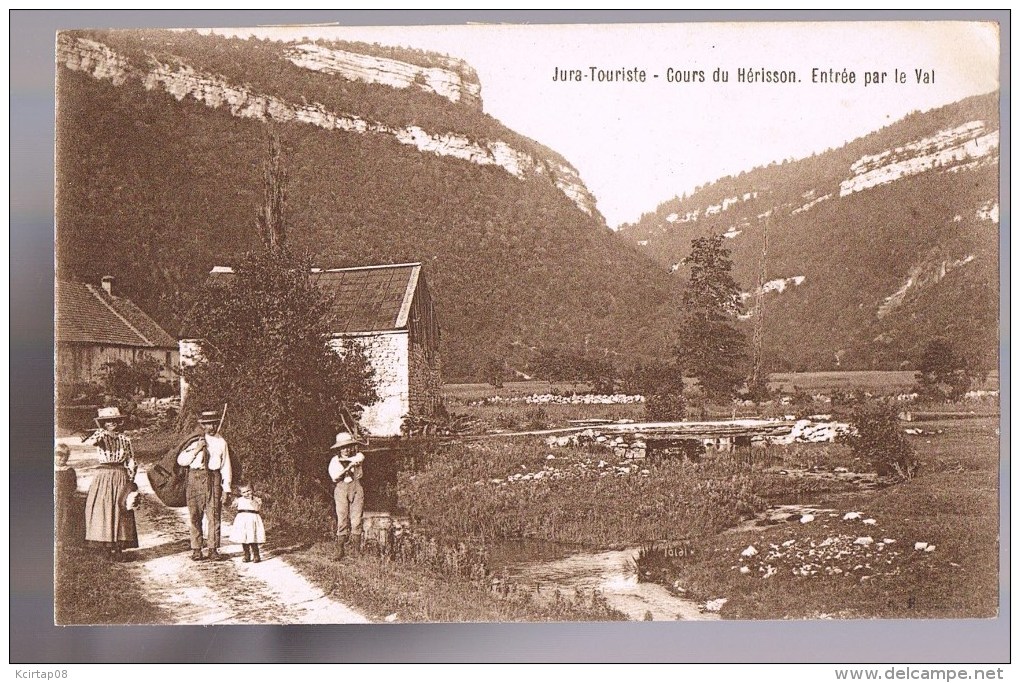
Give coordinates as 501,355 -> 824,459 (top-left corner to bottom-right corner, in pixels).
83,429 -> 136,474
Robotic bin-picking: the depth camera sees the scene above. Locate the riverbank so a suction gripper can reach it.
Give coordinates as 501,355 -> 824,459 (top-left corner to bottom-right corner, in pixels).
641,418 -> 1000,619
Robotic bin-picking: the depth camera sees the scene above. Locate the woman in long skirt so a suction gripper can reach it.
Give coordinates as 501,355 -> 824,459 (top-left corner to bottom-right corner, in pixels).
82,406 -> 138,561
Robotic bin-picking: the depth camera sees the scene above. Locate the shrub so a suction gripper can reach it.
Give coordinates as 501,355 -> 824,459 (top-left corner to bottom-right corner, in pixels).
99,357 -> 162,400
839,399 -> 919,479
524,406 -> 549,430
641,360 -> 687,422
645,391 -> 687,422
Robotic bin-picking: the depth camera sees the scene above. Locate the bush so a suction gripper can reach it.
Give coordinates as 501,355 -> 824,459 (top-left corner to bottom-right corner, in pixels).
639,360 -> 686,422
99,357 -> 163,400
645,391 -> 687,422
839,399 -> 919,479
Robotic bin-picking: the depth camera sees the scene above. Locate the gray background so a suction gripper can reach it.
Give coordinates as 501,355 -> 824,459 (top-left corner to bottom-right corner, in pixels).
12,9 -> 1010,663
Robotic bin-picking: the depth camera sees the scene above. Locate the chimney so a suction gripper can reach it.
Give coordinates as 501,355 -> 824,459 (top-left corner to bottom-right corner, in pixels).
101,275 -> 114,296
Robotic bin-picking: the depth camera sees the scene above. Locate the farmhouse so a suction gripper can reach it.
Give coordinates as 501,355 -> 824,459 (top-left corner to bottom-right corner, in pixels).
181,262 -> 442,438
56,276 -> 179,391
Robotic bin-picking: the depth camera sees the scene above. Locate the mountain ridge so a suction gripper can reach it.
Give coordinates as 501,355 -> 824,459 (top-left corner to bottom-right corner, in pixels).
620,91 -> 1000,372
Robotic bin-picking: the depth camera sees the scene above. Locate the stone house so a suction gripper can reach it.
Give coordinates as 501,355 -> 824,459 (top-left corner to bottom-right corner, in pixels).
56,276 -> 179,392
181,262 -> 442,438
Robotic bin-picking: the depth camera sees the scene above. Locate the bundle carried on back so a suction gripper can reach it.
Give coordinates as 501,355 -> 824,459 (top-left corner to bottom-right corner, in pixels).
148,430 -> 203,508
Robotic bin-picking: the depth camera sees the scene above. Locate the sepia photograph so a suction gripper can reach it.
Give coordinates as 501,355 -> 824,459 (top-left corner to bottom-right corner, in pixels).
41,12 -> 1004,645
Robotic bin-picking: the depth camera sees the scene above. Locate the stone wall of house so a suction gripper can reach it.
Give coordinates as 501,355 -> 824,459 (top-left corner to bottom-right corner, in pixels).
333,333 -> 409,438
408,341 -> 443,417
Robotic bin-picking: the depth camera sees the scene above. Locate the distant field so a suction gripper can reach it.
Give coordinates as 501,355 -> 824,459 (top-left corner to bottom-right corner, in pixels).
443,381 -> 600,403
770,370 -> 999,394
445,371 -> 1000,401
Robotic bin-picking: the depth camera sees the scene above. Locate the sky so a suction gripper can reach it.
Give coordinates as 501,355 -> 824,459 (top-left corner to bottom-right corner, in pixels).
213,21 -> 1000,228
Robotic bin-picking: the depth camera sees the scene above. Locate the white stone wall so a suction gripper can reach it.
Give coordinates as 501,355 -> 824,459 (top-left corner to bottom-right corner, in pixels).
178,339 -> 203,403
331,333 -> 410,438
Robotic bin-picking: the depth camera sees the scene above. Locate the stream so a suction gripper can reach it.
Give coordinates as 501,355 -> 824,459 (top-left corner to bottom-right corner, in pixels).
484,539 -> 716,621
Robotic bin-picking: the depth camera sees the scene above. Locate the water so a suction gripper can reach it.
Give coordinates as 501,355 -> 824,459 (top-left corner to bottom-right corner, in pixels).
487,540 -> 716,621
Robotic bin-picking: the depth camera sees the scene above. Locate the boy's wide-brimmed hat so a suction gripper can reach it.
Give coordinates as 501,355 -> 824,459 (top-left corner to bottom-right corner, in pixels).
198,410 -> 221,425
330,431 -> 361,450
95,406 -> 125,425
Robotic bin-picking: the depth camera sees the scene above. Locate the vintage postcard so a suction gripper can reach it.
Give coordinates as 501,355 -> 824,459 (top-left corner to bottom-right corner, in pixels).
53,19 -> 1001,628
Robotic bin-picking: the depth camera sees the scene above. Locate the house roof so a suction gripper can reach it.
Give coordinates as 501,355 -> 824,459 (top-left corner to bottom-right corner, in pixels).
203,263 -> 423,335
56,281 -> 177,349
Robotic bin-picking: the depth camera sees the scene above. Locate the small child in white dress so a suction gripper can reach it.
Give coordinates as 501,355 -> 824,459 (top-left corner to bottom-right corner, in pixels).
229,483 -> 265,563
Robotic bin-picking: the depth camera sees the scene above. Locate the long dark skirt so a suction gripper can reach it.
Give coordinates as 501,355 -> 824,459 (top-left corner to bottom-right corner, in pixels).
84,464 -> 138,549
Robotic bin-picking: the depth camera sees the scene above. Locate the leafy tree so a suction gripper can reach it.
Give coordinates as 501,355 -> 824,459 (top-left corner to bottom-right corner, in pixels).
179,132 -> 377,529
673,236 -> 749,398
916,339 -> 981,402
839,399 -> 918,480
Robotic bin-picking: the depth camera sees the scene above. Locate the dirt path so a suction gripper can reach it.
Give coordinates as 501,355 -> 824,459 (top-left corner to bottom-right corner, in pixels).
63,437 -> 370,624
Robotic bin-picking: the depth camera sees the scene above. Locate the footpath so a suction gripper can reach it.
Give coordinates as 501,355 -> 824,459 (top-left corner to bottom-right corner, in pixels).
60,436 -> 370,625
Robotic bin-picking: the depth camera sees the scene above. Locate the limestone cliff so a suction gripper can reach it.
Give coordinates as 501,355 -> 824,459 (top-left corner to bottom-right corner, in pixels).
57,33 -> 600,220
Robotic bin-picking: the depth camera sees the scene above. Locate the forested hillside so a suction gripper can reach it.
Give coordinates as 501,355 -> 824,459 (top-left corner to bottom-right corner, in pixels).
620,93 -> 1000,371
56,29 -> 677,380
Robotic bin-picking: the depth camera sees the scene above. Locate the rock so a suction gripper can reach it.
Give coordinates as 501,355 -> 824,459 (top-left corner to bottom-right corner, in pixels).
914,542 -> 929,551
924,545 -> 936,553
782,539 -> 796,547
546,454 -> 556,460
739,566 -> 751,574
800,514 -> 815,523
703,598 -> 728,612
843,512 -> 862,520
854,536 -> 874,546
384,613 -> 398,623
741,545 -> 758,557
862,518 -> 877,525
883,538 -> 896,544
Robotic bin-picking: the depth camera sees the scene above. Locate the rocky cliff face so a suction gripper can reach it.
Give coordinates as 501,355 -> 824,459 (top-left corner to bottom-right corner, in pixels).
286,43 -> 483,109
57,33 -> 600,220
839,120 -> 999,197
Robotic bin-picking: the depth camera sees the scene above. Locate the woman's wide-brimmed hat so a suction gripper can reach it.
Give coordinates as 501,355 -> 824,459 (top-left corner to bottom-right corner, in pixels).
198,410 -> 221,425
95,406 -> 125,426
330,431 -> 361,450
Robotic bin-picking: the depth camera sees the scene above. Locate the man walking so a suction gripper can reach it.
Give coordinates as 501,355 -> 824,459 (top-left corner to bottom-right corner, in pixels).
177,409 -> 232,561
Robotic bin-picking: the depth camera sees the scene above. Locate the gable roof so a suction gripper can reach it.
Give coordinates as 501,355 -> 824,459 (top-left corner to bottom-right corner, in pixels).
204,263 -> 423,335
56,281 -> 177,349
